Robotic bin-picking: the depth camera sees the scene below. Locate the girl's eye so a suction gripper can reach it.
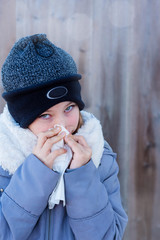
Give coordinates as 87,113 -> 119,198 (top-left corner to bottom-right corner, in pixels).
65,105 -> 74,113
39,114 -> 50,119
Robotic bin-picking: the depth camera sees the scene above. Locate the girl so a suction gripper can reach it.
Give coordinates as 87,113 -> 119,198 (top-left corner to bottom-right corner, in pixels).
0,34 -> 128,240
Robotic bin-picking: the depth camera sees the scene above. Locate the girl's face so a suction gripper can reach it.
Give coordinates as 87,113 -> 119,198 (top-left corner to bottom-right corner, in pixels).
28,101 -> 80,135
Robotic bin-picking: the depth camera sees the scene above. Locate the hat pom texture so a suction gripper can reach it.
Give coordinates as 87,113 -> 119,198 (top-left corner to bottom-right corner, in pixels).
2,34 -> 78,92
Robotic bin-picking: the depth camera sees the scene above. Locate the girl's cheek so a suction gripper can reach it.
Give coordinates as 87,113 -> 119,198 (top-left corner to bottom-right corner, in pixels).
69,113 -> 80,131
31,122 -> 54,135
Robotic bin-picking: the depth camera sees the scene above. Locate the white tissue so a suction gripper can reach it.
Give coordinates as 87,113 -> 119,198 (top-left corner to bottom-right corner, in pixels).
48,125 -> 72,209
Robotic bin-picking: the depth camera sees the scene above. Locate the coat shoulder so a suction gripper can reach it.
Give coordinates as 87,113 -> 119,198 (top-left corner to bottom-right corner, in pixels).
98,140 -> 118,181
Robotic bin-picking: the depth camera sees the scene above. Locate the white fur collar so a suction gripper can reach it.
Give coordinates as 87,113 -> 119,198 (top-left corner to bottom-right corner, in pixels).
0,105 -> 104,175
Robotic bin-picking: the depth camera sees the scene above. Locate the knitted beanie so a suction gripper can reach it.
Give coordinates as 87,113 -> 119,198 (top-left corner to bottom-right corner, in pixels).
1,34 -> 85,128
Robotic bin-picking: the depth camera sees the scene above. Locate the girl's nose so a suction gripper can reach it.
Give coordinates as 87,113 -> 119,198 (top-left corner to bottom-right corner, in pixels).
54,117 -> 66,129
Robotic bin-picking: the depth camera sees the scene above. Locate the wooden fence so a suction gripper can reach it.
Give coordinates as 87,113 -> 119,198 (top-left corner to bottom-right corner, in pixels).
0,0 -> 160,239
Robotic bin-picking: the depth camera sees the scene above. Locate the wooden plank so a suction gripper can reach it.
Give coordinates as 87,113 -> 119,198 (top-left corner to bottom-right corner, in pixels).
0,0 -> 16,112
125,0 -> 160,238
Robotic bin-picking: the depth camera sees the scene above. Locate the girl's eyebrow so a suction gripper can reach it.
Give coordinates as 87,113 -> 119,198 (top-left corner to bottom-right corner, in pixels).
65,101 -> 73,107
43,109 -> 52,113
43,102 -> 73,113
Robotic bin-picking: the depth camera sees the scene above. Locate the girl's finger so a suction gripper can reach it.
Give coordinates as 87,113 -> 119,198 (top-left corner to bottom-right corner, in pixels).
71,135 -> 88,147
50,148 -> 67,159
42,131 -> 66,153
65,135 -> 80,153
36,127 -> 61,149
47,148 -> 67,168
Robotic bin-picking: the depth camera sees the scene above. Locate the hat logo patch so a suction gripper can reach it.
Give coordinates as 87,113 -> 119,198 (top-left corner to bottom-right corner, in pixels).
47,86 -> 68,99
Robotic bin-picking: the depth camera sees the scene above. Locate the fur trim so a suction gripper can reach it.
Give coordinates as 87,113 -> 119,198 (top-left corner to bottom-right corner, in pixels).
0,105 -> 104,175
77,111 -> 104,168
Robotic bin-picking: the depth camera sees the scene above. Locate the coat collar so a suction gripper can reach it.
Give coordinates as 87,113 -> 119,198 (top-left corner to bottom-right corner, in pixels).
0,105 -> 104,175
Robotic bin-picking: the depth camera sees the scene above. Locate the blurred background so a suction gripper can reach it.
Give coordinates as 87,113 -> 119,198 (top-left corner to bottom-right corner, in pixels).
0,0 -> 160,239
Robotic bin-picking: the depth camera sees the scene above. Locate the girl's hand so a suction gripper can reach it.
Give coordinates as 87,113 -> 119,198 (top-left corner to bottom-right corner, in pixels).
32,127 -> 67,169
65,134 -> 92,169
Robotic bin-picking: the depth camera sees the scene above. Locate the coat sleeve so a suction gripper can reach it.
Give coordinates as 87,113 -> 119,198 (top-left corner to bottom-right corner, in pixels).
64,146 -> 128,240
0,154 -> 60,240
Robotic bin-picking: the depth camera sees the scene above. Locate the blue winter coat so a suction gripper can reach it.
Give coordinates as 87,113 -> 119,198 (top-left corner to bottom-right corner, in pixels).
0,143 -> 128,240
0,108 -> 128,239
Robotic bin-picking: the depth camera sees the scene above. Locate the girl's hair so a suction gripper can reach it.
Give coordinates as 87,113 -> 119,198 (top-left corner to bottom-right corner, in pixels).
74,112 -> 83,134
